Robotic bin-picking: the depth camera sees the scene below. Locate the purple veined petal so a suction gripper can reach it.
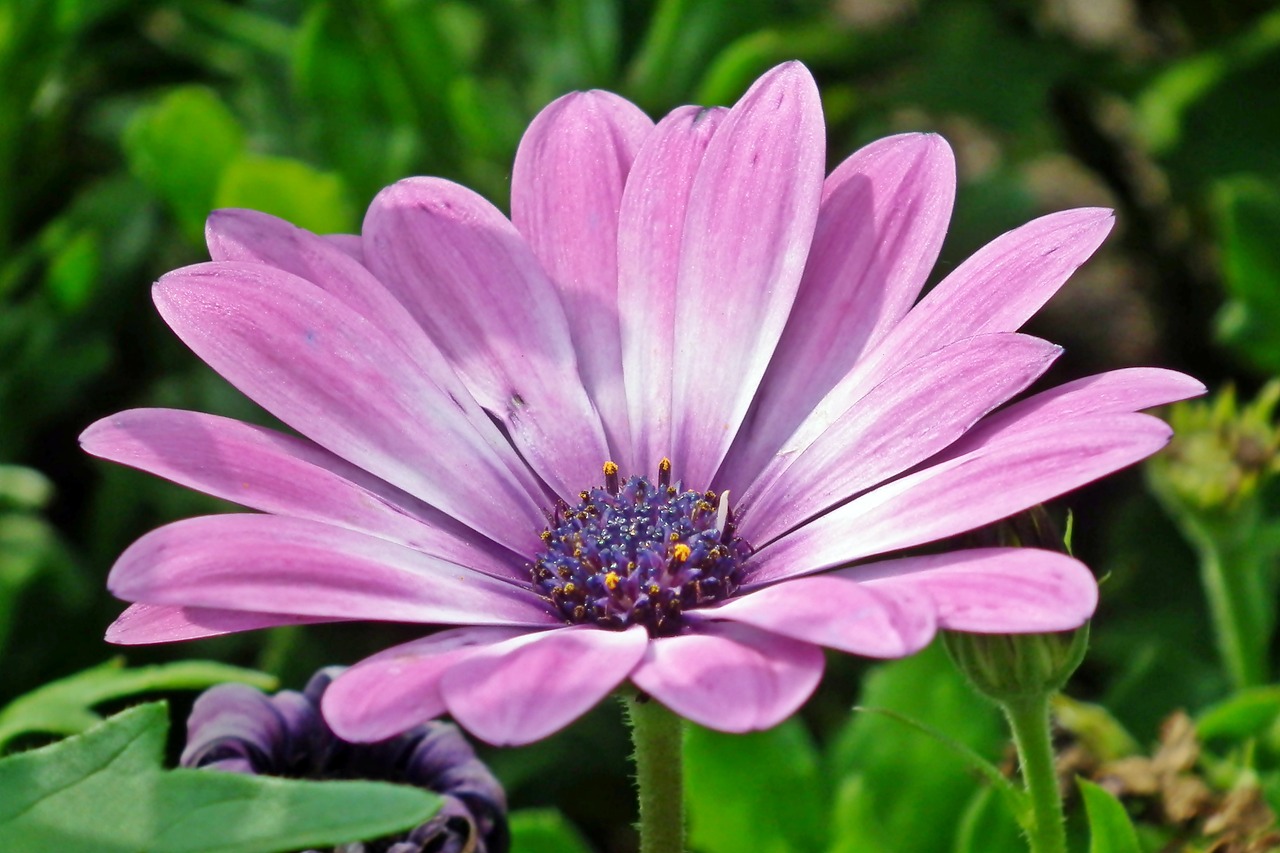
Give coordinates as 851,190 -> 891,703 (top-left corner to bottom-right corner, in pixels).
181,682 -> 282,770
938,367 -> 1206,460
107,514 -> 558,627
738,333 -> 1062,544
105,603 -> 345,645
781,208 -> 1116,460
363,178 -> 611,501
154,262 -> 548,552
630,620 -> 824,733
846,547 -> 1099,633
720,133 -> 957,493
440,624 -> 649,746
321,232 -> 363,264
81,409 -> 524,580
512,90 -> 654,462
618,105 -> 727,477
323,626 -> 528,743
750,412 -> 1172,583
667,62 -> 826,490
704,577 -> 936,658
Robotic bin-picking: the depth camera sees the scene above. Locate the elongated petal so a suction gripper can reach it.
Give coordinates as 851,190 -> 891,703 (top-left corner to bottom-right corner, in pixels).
440,625 -> 649,745
512,90 -> 654,457
364,178 -> 610,499
105,603 -> 342,645
108,515 -> 556,626
740,334 -> 1061,543
81,408 -> 522,579
784,208 -> 1115,458
321,232 -> 363,263
705,578 -> 935,658
722,134 -> 956,491
941,367 -> 1206,459
669,62 -> 825,489
154,262 -> 547,551
618,105 -> 726,475
751,413 -> 1171,582
630,620 -> 824,732
848,548 -> 1098,632
323,627 -> 528,742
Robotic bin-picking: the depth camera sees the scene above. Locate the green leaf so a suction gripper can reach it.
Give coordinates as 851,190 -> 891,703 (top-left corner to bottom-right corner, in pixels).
827,642 -> 1008,853
1078,778 -> 1142,853
685,718 -> 827,853
508,808 -> 594,853
1196,686 -> 1280,741
214,154 -> 356,236
0,703 -> 439,853
0,658 -> 276,750
953,785 -> 1025,853
123,86 -> 245,241
1213,177 -> 1280,372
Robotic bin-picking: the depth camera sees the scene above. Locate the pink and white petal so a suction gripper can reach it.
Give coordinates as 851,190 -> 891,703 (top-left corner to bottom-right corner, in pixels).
363,178 -> 610,500
721,133 -> 956,492
846,547 -> 1098,633
630,620 -> 824,733
512,90 -> 654,458
440,624 -> 649,746
739,333 -> 1061,543
323,626 -> 528,742
105,603 -> 344,645
154,262 -> 547,551
80,409 -> 522,579
669,62 -> 826,489
618,105 -> 727,475
751,412 -> 1171,582
941,367 -> 1206,459
782,208 -> 1115,457
705,577 -> 935,658
107,514 -> 557,626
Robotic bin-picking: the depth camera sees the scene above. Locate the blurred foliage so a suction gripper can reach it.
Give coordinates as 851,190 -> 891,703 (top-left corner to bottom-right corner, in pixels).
0,0 -> 1279,850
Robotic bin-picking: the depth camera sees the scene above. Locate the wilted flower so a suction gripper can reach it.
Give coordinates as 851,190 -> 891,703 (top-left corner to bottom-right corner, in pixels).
182,668 -> 508,853
86,62 -> 1202,745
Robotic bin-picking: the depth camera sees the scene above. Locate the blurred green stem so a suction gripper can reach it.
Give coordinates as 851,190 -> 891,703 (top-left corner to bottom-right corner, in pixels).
624,695 -> 684,853
1183,511 -> 1273,688
1004,694 -> 1067,853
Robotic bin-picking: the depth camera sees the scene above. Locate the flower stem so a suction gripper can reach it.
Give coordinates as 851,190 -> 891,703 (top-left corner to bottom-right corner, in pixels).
1003,694 -> 1067,853
624,695 -> 685,853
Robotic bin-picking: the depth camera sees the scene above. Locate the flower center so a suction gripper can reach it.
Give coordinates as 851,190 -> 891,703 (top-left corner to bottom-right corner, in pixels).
530,459 -> 751,636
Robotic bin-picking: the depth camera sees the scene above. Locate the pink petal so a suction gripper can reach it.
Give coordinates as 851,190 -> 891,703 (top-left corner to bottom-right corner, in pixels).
80,409 -> 522,580
941,367 -> 1206,459
781,208 -> 1115,459
512,90 -> 654,459
617,105 -> 727,476
848,547 -> 1098,633
321,232 -> 363,264
105,603 -> 343,645
107,514 -> 556,626
153,262 -> 547,551
322,626 -> 527,742
630,620 -> 824,733
363,178 -> 610,500
705,577 -> 935,658
721,133 -> 957,492
440,625 -> 649,745
668,62 -> 826,489
740,333 -> 1061,543
751,412 -> 1171,582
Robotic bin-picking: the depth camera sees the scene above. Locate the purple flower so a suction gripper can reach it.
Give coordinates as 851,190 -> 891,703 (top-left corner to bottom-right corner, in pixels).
85,63 -> 1203,745
182,668 -> 508,853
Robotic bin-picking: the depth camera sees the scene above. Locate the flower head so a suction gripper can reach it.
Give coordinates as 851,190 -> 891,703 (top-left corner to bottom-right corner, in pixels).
182,668 -> 508,853
85,62 -> 1203,745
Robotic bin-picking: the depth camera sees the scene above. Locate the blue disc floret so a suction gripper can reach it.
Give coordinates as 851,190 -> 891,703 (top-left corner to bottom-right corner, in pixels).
531,459 -> 751,636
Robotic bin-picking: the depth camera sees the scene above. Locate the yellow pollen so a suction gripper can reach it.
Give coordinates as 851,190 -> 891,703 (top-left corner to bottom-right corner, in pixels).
603,461 -> 619,476
672,543 -> 691,562
604,571 -> 620,590
540,530 -> 552,542
659,457 -> 671,472
563,582 -> 576,594
648,583 -> 661,595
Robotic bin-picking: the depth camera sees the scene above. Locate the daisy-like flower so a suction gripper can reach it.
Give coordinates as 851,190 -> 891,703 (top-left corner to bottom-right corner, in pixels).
85,62 -> 1202,746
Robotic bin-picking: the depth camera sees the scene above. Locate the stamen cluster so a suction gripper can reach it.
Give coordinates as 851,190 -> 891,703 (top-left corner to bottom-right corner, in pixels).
531,461 -> 751,636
